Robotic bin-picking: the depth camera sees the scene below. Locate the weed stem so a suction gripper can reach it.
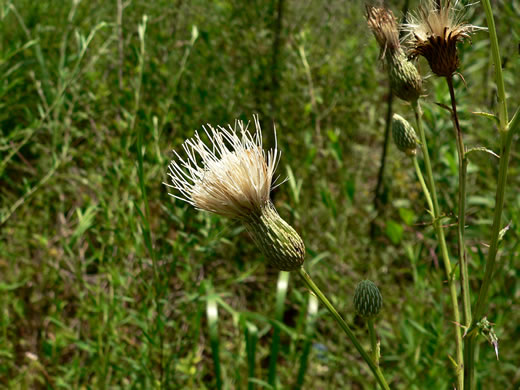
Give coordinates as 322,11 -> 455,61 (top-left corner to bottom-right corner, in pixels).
446,76 -> 472,330
464,1 -> 516,388
411,99 -> 464,390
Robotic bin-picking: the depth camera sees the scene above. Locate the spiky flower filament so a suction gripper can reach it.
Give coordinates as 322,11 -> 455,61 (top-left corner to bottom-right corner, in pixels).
166,116 -> 281,220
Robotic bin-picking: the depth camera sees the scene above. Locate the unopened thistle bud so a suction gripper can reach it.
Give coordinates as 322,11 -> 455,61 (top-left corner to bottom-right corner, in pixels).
392,114 -> 418,156
386,51 -> 423,102
354,280 -> 383,319
366,5 -> 422,102
403,0 -> 482,77
165,115 -> 305,271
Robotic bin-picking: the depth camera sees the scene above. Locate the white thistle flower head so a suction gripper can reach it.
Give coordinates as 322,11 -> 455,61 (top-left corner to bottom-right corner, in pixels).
166,115 -> 281,220
403,0 -> 483,77
165,115 -> 305,271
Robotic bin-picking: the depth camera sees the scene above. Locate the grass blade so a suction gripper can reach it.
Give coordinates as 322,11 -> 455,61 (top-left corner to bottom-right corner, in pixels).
207,293 -> 222,390
267,271 -> 290,387
245,321 -> 259,390
294,294 -> 318,390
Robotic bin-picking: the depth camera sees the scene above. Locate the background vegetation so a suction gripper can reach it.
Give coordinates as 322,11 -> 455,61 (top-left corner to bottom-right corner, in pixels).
1,0 -> 519,388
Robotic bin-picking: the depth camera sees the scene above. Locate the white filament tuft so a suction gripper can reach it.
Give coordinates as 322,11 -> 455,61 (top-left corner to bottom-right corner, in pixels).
165,115 -> 281,219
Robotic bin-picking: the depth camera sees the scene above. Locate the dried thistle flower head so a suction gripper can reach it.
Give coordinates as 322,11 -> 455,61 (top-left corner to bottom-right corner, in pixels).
403,0 -> 482,77
391,114 -> 418,156
366,4 -> 422,102
165,116 -> 305,271
365,5 -> 400,57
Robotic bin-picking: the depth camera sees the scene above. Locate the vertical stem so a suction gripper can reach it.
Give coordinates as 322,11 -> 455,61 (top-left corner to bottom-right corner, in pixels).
412,155 -> 434,214
116,0 -> 124,90
372,91 -> 394,235
481,0 -> 508,129
298,268 -> 390,390
411,100 -> 464,390
367,318 -> 379,366
446,76 -> 472,328
465,2 -> 513,388
270,0 -> 284,119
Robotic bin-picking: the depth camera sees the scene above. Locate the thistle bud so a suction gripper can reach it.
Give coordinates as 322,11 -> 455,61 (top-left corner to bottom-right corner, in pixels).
386,51 -> 422,103
244,201 -> 305,271
354,280 -> 383,319
392,114 -> 418,156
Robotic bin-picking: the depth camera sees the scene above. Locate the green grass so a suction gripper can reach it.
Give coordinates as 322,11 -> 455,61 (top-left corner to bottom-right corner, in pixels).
1,0 -> 520,388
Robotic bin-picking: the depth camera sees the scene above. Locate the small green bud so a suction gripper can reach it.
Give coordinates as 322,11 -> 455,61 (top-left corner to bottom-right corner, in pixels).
244,201 -> 305,271
392,114 -> 418,156
354,280 -> 383,318
386,51 -> 422,103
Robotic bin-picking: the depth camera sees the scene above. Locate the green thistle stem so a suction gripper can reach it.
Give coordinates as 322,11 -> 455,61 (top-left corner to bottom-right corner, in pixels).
298,268 -> 390,390
412,156 -> 433,214
446,76 -> 472,329
368,318 -> 379,366
411,99 -> 463,390
464,2 -> 517,388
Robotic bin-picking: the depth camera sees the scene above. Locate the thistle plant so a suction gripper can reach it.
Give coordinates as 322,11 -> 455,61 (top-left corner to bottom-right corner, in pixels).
369,0 -> 520,388
354,280 -> 383,365
165,116 -> 390,389
367,3 -> 464,387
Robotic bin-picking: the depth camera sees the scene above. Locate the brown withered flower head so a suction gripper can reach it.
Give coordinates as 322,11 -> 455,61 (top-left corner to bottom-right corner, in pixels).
403,0 -> 482,77
366,4 -> 422,102
365,4 -> 400,58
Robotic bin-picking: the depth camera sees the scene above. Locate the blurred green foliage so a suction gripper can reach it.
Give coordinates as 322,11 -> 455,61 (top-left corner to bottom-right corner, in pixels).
0,0 -> 519,388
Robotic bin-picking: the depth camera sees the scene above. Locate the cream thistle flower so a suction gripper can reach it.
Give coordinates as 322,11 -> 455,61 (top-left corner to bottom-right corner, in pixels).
366,5 -> 422,102
165,116 -> 305,271
403,0 -> 481,77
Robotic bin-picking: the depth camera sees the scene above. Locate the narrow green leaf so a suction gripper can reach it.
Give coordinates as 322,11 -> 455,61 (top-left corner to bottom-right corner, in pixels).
472,111 -> 499,124
267,271 -> 290,387
245,321 -> 259,390
466,146 -> 500,159
294,294 -> 318,390
207,293 -> 222,390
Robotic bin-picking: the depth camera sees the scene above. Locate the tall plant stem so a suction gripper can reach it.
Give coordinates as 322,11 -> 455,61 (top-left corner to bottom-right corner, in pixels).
411,99 -> 463,390
298,268 -> 390,390
371,92 -> 393,237
412,155 -> 434,214
446,76 -> 472,328
464,1 -> 515,388
367,318 -> 379,366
